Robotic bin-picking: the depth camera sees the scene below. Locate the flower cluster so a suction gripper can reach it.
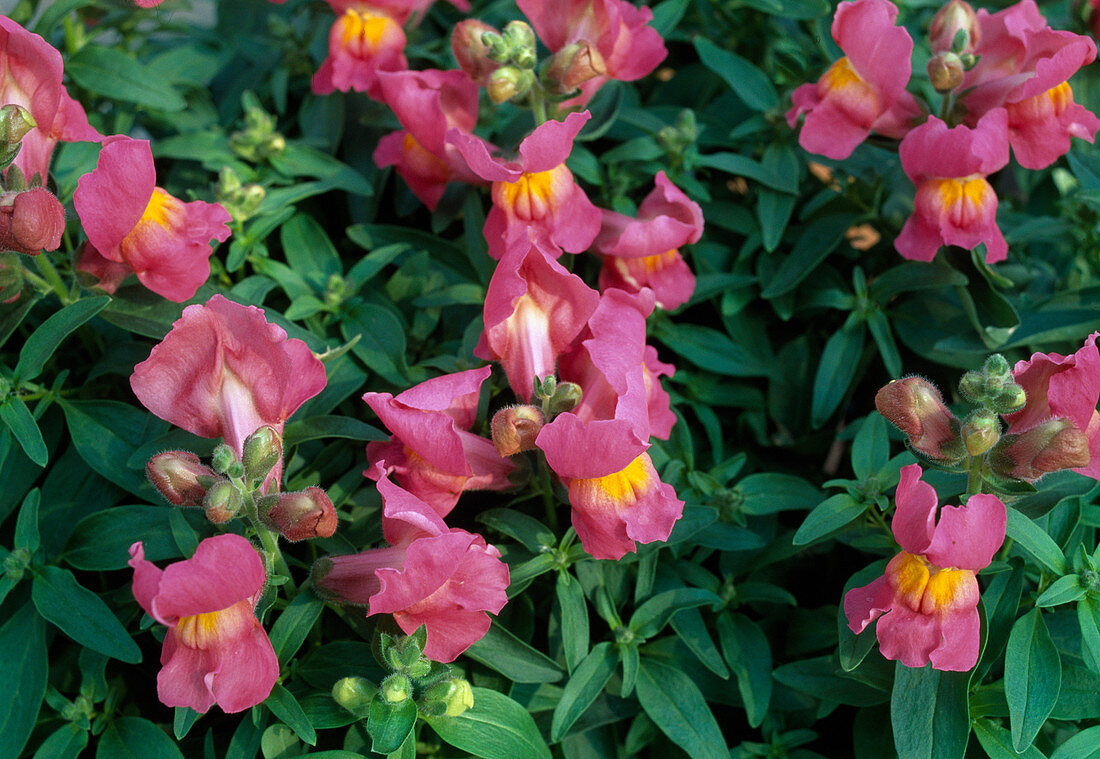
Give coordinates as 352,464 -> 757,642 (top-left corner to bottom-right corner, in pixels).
787,0 -> 1099,264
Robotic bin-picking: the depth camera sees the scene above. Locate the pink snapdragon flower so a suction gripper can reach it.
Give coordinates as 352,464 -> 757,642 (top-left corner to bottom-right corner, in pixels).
959,0 -> 1099,169
128,534 -> 278,713
0,188 -> 64,256
130,294 -> 327,471
844,464 -> 1006,672
592,172 -> 702,310
895,110 -> 1010,263
478,235 -> 600,400
448,111 -> 601,259
324,0 -> 469,20
313,472 -> 508,662
1004,332 -> 1100,479
312,5 -> 408,98
73,137 -> 232,302
364,367 -> 515,517
786,0 -> 922,160
517,0 -> 666,106
373,69 -> 486,210
0,17 -> 101,182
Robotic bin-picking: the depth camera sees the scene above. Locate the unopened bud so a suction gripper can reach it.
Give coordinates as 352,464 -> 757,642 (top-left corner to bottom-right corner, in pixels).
421,677 -> 474,717
0,188 -> 65,256
210,443 -> 239,476
875,377 -> 963,461
546,41 -> 607,92
202,480 -> 242,523
216,167 -> 266,222
927,52 -> 964,92
0,105 -> 35,169
991,419 -> 1090,481
332,676 -> 375,718
242,426 -> 283,483
261,486 -> 337,541
452,20 -> 500,85
147,451 -> 219,508
487,66 -> 534,104
547,381 -> 583,416
961,411 -> 1000,456
929,0 -> 979,54
380,673 -> 411,704
502,20 -> 535,59
993,384 -> 1027,415
491,405 -> 545,456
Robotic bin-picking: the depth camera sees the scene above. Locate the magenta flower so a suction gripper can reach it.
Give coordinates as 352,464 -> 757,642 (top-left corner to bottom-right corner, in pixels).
130,295 -> 327,469
373,69 -> 486,210
73,137 -> 232,302
129,534 -> 278,713
786,0 -> 922,160
895,110 -> 1010,263
844,464 -> 1006,672
1004,332 -> 1100,479
314,473 -> 509,662
364,367 -> 515,517
448,111 -> 601,259
592,172 -> 702,310
478,235 -> 600,400
517,0 -> 666,106
0,17 -> 101,182
312,7 -> 407,99
959,0 -> 1099,169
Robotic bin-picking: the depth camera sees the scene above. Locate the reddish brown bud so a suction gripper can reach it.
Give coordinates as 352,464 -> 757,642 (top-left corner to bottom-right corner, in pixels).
927,52 -> 964,93
875,377 -> 963,461
263,487 -> 337,541
452,20 -> 500,85
202,480 -> 242,523
0,188 -> 65,256
991,419 -> 1091,481
929,0 -> 979,54
546,40 -> 606,92
147,451 -> 219,508
491,405 -> 545,456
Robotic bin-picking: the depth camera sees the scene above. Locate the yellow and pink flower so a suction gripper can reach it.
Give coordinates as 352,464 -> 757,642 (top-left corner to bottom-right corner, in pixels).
312,4 -> 408,99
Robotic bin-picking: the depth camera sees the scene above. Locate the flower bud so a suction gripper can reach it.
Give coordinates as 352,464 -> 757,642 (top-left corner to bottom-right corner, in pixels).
421,677 -> 474,717
502,20 -> 536,61
452,20 -> 501,85
929,0 -> 979,54
0,188 -> 65,256
991,419 -> 1090,481
380,673 -> 412,704
491,405 -> 545,456
261,486 -> 337,541
545,41 -> 607,93
216,167 -> 265,223
927,52 -> 964,92
147,451 -> 219,508
332,676 -> 375,718
961,410 -> 1000,456
487,66 -> 534,104
993,384 -> 1027,415
202,480 -> 242,523
875,377 -> 963,462
242,425 -> 283,484
547,381 -> 583,416
210,443 -> 239,476
0,104 -> 36,147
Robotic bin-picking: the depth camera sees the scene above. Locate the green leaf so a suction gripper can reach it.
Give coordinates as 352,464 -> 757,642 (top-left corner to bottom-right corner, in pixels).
14,296 -> 110,382
869,262 -> 968,302
761,215 -> 859,299
0,603 -> 48,759
14,488 -> 40,554
283,415 -> 387,447
793,493 -> 865,545
738,472 -> 821,514
32,723 -> 88,759
268,592 -> 324,664
1078,598 -> 1100,672
620,644 -> 639,698
1006,509 -> 1067,575
1050,725 -> 1100,759
650,0 -> 689,36
476,509 -> 555,553
811,316 -> 865,428
693,37 -> 778,111
653,322 -> 771,377
557,572 -> 589,673
173,707 -> 200,741
1036,575 -> 1086,607
67,47 -> 185,111
837,561 -> 888,672
60,400 -> 161,500
280,213 -> 342,290
62,505 -> 183,571
635,659 -> 728,759
694,152 -> 796,193
973,719 -> 1046,759
852,414 -> 890,481
266,684 -> 317,746
867,308 -> 903,378
550,642 -> 618,742
670,607 -> 729,679
890,663 -> 970,759
425,687 -> 551,759
0,397 -> 47,467
717,613 -> 772,728
342,303 -> 408,386
31,565 -> 141,663
629,588 -> 721,639
774,657 -> 888,706
1006,609 -> 1061,752
464,623 -> 564,683
95,717 -> 185,759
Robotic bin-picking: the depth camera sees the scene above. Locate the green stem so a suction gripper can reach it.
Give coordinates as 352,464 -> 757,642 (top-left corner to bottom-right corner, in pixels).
31,255 -> 72,305
530,83 -> 548,125
966,455 -> 984,497
255,521 -> 297,595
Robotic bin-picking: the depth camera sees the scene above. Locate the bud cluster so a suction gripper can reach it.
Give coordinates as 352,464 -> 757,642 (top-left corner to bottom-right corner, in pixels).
215,167 -> 265,222
229,94 -> 286,163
